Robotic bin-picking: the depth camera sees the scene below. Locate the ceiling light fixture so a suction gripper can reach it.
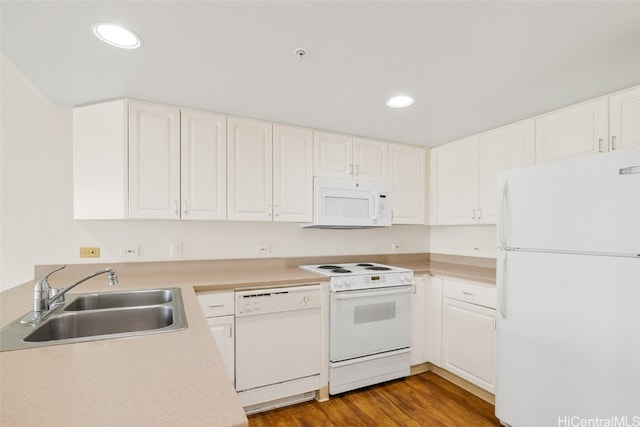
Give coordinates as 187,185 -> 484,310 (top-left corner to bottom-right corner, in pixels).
91,22 -> 142,49
386,95 -> 415,108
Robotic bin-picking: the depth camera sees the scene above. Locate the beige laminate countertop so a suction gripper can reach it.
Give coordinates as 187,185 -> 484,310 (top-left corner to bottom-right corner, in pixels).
0,257 -> 495,426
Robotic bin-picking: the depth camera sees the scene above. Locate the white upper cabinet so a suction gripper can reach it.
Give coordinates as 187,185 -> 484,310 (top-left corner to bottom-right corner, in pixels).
180,109 -> 227,220
74,100 -> 129,219
388,143 -> 426,224
128,101 -> 181,219
430,120 -> 534,225
313,131 -> 352,178
227,117 -> 273,221
609,86 -> 640,151
430,136 -> 479,225
477,120 -> 535,224
74,100 -> 227,220
273,124 -> 313,222
228,119 -> 313,222
352,137 -> 388,181
314,131 -> 388,181
535,98 -> 609,163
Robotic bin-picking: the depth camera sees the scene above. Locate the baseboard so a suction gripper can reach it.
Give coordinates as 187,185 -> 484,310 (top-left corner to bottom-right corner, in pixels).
424,363 -> 495,405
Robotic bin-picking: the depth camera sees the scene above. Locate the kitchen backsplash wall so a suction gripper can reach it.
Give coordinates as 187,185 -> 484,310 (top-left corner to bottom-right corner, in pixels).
1,54 -> 488,292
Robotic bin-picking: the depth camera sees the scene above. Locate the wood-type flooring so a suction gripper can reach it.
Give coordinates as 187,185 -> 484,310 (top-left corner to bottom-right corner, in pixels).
248,371 -> 500,426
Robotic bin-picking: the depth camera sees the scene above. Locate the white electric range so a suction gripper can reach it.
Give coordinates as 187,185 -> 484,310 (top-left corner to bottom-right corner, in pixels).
300,262 -> 414,395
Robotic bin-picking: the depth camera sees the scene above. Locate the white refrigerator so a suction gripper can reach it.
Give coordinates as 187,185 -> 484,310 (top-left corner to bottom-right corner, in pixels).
495,148 -> 640,427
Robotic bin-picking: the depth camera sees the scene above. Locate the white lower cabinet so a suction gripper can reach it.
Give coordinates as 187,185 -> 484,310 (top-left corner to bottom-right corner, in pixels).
441,279 -> 496,393
205,316 -> 234,380
424,276 -> 443,367
410,276 -> 426,366
197,291 -> 235,381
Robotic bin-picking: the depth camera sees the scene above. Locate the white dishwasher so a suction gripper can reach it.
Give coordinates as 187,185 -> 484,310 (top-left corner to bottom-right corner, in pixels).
235,284 -> 321,414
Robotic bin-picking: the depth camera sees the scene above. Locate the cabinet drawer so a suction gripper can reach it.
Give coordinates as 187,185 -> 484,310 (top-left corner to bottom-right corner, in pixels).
197,291 -> 234,317
442,279 -> 496,309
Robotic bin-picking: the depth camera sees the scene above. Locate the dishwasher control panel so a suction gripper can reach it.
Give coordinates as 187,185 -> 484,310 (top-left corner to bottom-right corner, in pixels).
235,284 -> 321,316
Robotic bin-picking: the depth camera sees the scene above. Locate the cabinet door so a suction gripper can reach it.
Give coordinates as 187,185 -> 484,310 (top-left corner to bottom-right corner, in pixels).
353,137 -> 388,182
206,316 -> 235,382
535,98 -> 609,163
128,101 -> 181,219
273,125 -> 313,222
432,137 -> 479,225
313,131 -> 353,178
442,297 -> 496,392
425,276 -> 442,367
227,117 -> 273,221
610,86 -> 640,151
180,109 -> 227,220
478,120 -> 535,224
411,276 -> 426,366
388,143 -> 426,224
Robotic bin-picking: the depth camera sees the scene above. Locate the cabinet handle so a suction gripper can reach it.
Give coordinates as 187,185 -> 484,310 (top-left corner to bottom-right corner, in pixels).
183,201 -> 188,215
266,204 -> 272,217
349,164 -> 354,175
472,209 -> 476,220
611,135 -> 617,151
274,204 -> 280,217
208,304 -> 224,309
355,164 -> 360,176
598,138 -> 605,153
228,324 -> 233,338
478,208 -> 483,219
174,201 -> 179,216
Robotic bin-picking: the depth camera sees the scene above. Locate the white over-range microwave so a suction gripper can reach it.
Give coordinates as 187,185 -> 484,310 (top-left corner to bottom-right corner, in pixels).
300,176 -> 392,229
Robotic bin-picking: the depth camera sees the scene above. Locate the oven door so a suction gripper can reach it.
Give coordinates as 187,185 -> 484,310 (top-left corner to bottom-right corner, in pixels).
330,285 -> 411,362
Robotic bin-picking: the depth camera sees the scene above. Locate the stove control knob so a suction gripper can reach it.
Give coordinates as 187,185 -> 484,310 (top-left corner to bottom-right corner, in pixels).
244,304 -> 252,312
253,302 -> 261,311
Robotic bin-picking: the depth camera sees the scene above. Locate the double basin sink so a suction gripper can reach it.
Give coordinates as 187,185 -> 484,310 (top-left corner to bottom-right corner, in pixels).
0,288 -> 187,351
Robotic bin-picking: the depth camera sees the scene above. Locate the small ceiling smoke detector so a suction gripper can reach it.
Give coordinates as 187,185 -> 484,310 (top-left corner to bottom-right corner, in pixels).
91,22 -> 142,49
293,48 -> 309,62
386,95 -> 415,108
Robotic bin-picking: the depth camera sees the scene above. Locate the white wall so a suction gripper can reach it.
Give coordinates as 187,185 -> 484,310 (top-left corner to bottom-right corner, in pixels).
0,55 -> 430,291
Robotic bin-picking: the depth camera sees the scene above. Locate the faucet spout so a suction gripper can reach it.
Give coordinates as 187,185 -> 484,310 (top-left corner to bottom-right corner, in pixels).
23,266 -> 118,325
48,268 -> 118,306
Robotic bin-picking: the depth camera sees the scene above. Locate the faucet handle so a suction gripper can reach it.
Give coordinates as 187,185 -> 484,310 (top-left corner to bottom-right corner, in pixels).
49,287 -> 65,305
33,265 -> 66,312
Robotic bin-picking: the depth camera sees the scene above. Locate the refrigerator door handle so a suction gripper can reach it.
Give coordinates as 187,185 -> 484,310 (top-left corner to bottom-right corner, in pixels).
498,180 -> 509,247
498,251 -> 508,319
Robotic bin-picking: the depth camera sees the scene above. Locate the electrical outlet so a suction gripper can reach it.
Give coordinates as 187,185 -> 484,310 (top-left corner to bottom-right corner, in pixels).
170,243 -> 182,258
120,246 -> 139,257
79,247 -> 100,258
391,243 -> 402,251
255,245 -> 270,255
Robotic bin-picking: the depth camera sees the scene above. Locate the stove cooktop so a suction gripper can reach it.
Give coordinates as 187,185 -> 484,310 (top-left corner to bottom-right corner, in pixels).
300,262 -> 409,276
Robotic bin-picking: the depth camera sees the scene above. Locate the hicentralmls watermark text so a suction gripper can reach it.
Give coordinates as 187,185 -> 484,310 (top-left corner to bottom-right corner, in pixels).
558,416 -> 640,427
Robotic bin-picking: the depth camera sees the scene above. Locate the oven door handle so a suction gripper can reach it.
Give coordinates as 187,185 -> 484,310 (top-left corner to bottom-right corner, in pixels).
333,286 -> 411,300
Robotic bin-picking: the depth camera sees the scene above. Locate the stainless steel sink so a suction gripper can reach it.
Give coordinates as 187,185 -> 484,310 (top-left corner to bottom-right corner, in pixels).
0,287 -> 187,351
25,306 -> 175,342
64,289 -> 173,311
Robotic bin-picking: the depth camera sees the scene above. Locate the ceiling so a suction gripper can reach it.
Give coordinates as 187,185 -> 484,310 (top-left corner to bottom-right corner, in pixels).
2,1 -> 639,147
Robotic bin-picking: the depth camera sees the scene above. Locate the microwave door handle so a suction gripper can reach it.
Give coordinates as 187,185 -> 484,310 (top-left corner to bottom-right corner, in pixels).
372,194 -> 378,222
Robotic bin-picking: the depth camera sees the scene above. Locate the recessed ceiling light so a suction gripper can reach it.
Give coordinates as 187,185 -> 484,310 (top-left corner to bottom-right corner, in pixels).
91,22 -> 142,49
386,95 -> 415,108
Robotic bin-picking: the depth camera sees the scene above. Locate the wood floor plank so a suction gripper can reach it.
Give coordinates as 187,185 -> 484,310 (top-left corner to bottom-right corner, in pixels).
248,372 -> 500,426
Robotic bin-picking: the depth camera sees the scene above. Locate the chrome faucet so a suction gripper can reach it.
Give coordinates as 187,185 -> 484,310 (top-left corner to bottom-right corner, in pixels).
22,265 -> 118,324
